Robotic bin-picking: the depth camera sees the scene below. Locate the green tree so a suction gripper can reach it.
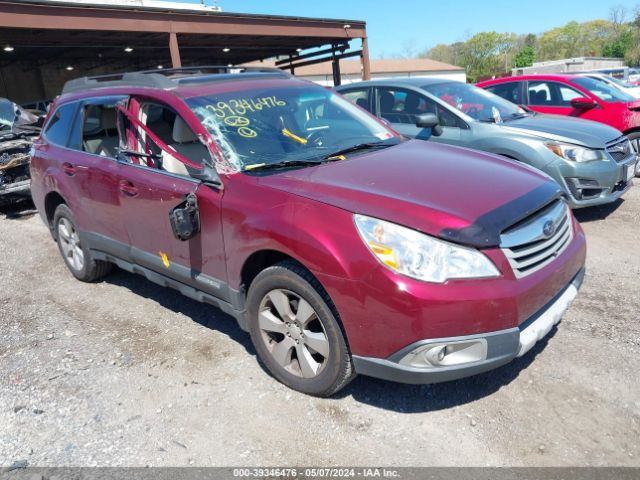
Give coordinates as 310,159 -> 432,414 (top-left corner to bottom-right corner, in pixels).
457,31 -> 519,81
422,43 -> 455,64
514,46 -> 535,67
603,29 -> 633,58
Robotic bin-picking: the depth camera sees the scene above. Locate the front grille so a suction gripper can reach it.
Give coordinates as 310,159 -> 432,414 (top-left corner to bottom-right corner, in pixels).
500,200 -> 573,278
606,137 -> 633,162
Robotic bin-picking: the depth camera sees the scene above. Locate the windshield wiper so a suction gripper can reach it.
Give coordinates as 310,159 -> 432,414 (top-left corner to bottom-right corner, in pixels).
321,140 -> 397,160
503,112 -> 530,122
244,158 -> 324,171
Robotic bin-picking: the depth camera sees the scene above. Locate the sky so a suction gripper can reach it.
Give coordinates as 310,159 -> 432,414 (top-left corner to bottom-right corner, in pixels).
173,0 -> 633,58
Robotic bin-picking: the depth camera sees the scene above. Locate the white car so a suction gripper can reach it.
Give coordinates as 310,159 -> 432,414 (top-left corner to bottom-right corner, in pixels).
582,74 -> 640,99
628,68 -> 640,84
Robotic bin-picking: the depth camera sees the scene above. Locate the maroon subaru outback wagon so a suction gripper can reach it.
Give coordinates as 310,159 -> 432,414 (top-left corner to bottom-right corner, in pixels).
30,67 -> 586,396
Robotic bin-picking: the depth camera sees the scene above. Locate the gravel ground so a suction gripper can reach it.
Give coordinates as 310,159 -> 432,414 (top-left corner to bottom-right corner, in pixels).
0,187 -> 639,468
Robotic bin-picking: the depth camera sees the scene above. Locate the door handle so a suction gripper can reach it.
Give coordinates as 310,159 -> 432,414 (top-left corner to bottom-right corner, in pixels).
119,180 -> 138,197
62,162 -> 76,176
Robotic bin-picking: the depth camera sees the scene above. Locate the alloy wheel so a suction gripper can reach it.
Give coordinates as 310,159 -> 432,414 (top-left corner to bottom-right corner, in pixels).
258,289 -> 330,378
58,217 -> 85,272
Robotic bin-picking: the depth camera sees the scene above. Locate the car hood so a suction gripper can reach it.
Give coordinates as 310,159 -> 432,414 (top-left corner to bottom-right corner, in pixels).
257,141 -> 561,248
498,113 -> 622,147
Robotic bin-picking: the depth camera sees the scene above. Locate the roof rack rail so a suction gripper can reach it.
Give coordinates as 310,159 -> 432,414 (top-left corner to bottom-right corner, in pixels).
62,65 -> 290,95
138,65 -> 289,76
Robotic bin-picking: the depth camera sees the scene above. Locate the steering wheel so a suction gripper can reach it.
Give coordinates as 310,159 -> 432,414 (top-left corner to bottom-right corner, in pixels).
305,129 -> 330,147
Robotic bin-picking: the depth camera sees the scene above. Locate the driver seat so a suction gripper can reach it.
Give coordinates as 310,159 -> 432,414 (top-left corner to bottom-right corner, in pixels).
161,117 -> 208,176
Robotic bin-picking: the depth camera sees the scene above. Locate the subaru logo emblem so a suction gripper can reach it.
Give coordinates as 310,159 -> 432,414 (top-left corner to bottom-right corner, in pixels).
542,220 -> 555,238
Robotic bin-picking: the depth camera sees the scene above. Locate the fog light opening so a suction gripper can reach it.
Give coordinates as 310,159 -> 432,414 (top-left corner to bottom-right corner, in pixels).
401,339 -> 488,369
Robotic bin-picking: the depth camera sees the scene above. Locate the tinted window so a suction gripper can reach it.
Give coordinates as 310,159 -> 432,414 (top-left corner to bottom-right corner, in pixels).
44,102 -> 78,147
485,82 -> 522,104
528,81 -> 584,106
340,88 -> 372,113
377,87 -> 435,124
437,105 -> 462,128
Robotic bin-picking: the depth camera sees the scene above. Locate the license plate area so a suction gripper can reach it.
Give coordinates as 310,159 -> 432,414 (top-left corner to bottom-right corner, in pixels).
625,163 -> 636,181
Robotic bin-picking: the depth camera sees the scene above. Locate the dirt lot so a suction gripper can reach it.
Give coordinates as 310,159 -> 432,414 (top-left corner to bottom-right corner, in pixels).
1,187 -> 639,468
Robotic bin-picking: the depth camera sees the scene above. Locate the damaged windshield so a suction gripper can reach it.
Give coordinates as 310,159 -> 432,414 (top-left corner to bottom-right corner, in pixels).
186,84 -> 397,172
0,99 -> 16,131
423,81 -> 526,123
1,98 -> 41,135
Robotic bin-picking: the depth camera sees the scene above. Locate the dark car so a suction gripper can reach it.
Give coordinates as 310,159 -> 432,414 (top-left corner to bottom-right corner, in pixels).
0,98 -> 42,206
30,67 -> 585,396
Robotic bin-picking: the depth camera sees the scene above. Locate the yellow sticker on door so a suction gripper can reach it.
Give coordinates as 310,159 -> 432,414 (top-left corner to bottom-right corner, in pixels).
159,251 -> 170,268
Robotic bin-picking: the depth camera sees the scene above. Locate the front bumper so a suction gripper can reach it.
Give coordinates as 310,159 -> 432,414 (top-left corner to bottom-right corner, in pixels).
0,178 -> 31,197
352,268 -> 584,385
555,156 -> 637,209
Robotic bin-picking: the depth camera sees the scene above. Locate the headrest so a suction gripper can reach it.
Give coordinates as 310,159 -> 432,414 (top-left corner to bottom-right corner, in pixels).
172,116 -> 198,143
380,91 -> 395,112
101,108 -> 117,130
356,97 -> 368,109
404,93 -> 421,113
531,90 -> 547,104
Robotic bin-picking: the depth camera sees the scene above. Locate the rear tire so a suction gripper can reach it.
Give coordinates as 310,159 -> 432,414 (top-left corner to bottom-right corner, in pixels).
246,260 -> 354,397
627,131 -> 640,177
53,204 -> 112,282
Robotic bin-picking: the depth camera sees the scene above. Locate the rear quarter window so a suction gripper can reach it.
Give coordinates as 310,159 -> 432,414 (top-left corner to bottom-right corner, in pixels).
44,102 -> 79,148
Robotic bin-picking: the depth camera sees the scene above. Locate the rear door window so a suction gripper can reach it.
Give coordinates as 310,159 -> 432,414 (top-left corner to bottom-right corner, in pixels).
528,81 -> 585,106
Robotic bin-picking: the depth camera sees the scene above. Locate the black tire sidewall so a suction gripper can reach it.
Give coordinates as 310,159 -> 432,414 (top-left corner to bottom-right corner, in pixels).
53,204 -> 93,281
627,132 -> 640,176
247,264 -> 349,396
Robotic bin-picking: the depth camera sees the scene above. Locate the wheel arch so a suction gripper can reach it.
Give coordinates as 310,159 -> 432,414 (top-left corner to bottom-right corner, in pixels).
240,249 -> 298,293
240,250 -> 353,354
44,191 -> 67,238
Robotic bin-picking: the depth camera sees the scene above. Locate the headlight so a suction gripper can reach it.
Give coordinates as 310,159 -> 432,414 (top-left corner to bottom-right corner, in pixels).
353,214 -> 500,283
545,143 -> 606,162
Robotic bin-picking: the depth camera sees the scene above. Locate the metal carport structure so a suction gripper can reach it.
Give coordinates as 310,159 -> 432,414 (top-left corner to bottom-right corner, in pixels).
0,0 -> 370,102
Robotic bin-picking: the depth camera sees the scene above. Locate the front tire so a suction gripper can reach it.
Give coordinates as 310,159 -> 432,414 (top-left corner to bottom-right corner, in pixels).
246,261 -> 354,397
627,131 -> 640,176
53,204 -> 112,282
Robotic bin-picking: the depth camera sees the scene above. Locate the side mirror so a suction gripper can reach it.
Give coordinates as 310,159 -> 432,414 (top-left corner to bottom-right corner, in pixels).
570,97 -> 597,110
169,193 -> 200,241
191,164 -> 221,187
415,113 -> 443,136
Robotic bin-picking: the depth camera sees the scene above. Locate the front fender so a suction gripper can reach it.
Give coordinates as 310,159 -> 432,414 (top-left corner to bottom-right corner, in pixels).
474,135 -> 555,172
223,184 -> 376,291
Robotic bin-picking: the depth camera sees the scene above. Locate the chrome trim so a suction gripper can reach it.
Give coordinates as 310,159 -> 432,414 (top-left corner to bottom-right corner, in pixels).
500,200 -> 573,278
606,137 -> 634,163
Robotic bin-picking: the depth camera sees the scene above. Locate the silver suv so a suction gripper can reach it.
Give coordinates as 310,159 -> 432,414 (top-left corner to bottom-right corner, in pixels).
336,79 -> 637,208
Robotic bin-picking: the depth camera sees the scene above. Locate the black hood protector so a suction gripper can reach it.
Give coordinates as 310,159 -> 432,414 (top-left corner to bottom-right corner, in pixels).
439,182 -> 564,248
